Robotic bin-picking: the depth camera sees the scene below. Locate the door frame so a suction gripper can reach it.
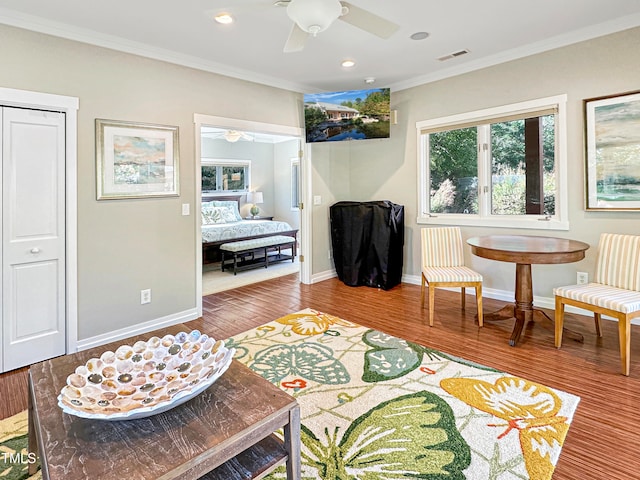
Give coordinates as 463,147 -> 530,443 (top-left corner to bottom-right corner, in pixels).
0,87 -> 79,353
193,114 -> 310,315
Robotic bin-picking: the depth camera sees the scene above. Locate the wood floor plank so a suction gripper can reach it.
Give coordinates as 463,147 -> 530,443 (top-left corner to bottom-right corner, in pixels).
2,274 -> 638,479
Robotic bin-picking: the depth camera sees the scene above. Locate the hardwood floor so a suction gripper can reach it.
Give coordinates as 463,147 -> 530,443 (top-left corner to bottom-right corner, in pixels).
2,275 -> 638,479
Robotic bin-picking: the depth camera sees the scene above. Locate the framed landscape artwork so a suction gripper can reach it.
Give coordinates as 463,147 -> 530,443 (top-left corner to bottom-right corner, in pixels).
96,119 -> 179,200
584,91 -> 640,210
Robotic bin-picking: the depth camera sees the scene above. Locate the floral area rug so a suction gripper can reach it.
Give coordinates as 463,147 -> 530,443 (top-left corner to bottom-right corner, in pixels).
0,411 -> 41,480
227,308 -> 580,480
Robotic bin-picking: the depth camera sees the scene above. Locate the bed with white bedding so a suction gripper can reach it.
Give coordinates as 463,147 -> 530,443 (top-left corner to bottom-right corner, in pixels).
202,219 -> 294,243
201,195 -> 298,264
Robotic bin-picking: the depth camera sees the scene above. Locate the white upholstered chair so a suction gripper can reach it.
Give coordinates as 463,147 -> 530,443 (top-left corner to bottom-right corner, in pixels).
420,227 -> 483,327
554,233 -> 640,376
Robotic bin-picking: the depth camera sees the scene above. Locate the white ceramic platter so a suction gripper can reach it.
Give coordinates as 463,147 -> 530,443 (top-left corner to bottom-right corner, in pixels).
57,330 -> 235,421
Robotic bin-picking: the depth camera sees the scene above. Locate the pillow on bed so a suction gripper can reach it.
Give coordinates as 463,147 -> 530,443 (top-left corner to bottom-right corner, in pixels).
210,201 -> 243,221
201,207 -> 223,225
202,206 -> 237,225
219,206 -> 239,223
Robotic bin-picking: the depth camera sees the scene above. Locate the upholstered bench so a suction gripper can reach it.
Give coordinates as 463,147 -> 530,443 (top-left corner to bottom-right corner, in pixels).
220,235 -> 297,275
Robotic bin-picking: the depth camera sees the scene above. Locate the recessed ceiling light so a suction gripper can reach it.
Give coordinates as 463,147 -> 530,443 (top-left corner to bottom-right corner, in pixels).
364,77 -> 375,84
214,13 -> 234,24
341,59 -> 356,68
410,31 -> 430,41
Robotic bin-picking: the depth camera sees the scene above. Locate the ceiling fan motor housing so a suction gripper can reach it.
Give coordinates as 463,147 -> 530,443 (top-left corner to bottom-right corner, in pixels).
287,0 -> 342,36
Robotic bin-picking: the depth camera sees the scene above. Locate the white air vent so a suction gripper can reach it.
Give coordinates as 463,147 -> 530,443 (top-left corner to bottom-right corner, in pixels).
437,49 -> 470,61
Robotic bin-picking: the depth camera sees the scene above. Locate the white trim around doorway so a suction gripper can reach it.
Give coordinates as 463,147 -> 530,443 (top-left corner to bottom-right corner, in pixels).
193,114 -> 308,317
0,86 -> 79,353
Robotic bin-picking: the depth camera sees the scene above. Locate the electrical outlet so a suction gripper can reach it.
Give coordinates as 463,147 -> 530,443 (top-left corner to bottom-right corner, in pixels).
328,250 -> 332,260
141,289 -> 151,304
576,272 -> 588,285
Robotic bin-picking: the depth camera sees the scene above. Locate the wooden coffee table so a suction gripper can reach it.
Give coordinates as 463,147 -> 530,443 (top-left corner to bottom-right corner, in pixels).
28,323 -> 301,480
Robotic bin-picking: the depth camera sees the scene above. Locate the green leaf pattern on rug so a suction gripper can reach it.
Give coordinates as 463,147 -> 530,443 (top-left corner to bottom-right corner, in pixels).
362,329 -> 425,382
228,312 -> 580,480
250,342 -> 350,385
0,433 -> 32,480
300,391 -> 471,479
362,329 -> 498,382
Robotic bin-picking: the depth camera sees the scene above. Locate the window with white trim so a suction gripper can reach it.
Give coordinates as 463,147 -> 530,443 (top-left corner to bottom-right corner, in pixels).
417,95 -> 568,230
291,158 -> 300,211
201,158 -> 250,193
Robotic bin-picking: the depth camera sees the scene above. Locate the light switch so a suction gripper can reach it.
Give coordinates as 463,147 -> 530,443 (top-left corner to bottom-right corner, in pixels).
182,203 -> 190,216
313,195 -> 322,205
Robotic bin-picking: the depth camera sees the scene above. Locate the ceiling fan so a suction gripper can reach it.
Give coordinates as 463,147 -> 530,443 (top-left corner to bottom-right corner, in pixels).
202,129 -> 254,142
275,0 -> 400,52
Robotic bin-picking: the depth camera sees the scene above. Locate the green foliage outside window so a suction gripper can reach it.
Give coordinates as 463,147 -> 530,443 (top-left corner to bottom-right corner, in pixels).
201,163 -> 249,192
428,115 -> 555,216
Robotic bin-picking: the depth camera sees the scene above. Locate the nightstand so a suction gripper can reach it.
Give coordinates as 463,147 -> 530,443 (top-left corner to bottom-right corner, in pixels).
245,216 -> 273,221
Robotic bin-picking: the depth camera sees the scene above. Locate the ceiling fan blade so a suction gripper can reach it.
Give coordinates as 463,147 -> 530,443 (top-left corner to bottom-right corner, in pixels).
283,22 -> 309,52
339,1 -> 399,39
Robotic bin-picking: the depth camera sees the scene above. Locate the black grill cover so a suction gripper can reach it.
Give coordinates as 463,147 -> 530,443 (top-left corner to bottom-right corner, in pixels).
330,201 -> 404,290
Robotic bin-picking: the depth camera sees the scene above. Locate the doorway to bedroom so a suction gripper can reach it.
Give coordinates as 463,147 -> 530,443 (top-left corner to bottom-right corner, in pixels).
194,115 -> 306,298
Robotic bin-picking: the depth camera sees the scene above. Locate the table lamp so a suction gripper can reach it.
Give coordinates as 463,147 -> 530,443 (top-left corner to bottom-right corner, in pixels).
246,191 -> 264,218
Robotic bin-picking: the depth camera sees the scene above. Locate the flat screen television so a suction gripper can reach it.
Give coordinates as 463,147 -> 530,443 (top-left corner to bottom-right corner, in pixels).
303,88 -> 390,143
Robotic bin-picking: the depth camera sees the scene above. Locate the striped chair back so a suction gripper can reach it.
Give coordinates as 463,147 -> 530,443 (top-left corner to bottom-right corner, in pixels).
421,227 -> 465,268
594,233 -> 640,291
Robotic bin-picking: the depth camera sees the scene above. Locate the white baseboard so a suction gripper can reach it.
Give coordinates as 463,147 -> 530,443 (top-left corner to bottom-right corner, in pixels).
394,273 -> 640,325
75,308 -> 200,352
311,268 -> 337,284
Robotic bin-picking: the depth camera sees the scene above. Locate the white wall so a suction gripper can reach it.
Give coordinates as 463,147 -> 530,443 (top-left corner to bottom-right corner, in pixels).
273,139 -> 301,227
201,138 -> 277,219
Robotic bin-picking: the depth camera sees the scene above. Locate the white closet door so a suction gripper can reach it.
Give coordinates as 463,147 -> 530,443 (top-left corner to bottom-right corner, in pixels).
2,106 -> 66,372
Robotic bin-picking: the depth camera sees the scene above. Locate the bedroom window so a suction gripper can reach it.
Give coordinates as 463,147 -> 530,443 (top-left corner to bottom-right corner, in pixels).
416,94 -> 568,230
201,159 -> 250,193
291,158 -> 300,210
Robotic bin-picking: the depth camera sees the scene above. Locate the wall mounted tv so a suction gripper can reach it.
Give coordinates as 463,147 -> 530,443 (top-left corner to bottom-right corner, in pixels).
303,88 -> 390,143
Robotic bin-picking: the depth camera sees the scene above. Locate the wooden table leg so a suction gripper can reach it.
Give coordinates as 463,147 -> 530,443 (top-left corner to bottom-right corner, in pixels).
480,263 -> 584,346
283,405 -> 301,480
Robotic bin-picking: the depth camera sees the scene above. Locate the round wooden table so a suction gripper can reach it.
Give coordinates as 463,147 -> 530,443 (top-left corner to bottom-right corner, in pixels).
467,235 -> 590,346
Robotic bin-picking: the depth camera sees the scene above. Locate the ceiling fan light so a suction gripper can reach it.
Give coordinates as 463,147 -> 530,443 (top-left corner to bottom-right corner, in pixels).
287,0 -> 342,35
214,13 -> 234,24
224,130 -> 243,142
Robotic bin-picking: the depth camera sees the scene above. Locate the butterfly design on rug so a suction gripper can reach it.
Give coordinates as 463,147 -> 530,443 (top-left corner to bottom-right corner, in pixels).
276,308 -> 357,336
440,377 -> 570,480
362,329 -> 497,382
298,390 -> 470,480
250,342 -> 350,385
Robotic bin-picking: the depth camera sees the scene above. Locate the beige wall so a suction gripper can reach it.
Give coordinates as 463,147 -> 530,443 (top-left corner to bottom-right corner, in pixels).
309,142 -> 352,271
3,21 -> 640,342
311,26 -> 640,298
0,24 -> 302,340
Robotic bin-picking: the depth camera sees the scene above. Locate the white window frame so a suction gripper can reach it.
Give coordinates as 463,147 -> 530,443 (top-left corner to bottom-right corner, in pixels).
291,157 -> 300,211
416,94 -> 569,230
201,158 -> 251,193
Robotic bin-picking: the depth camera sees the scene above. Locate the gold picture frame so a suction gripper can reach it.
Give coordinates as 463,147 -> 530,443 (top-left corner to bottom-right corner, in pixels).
96,119 -> 179,200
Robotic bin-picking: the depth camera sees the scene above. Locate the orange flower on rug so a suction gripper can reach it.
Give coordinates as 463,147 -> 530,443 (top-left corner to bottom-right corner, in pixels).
227,308 -> 580,480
